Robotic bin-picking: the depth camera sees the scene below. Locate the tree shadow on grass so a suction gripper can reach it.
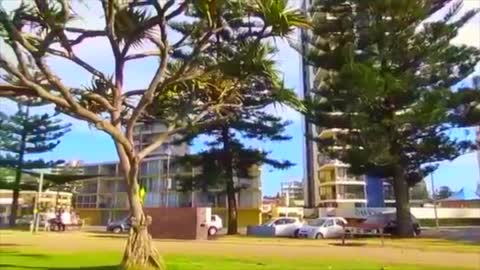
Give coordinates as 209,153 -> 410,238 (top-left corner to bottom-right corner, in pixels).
0,243 -> 27,247
86,231 -> 127,237
0,251 -> 49,258
87,234 -> 127,240
329,242 -> 367,247
0,264 -> 118,270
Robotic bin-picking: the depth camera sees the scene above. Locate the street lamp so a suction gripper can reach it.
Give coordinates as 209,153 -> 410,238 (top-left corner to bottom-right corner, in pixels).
31,170 -> 44,233
430,171 -> 440,229
166,146 -> 172,207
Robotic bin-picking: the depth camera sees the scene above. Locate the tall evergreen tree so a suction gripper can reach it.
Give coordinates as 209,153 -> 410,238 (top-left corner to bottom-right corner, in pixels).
0,0 -> 307,268
0,103 -> 70,225
171,1 -> 300,235
304,0 -> 480,236
176,111 -> 294,235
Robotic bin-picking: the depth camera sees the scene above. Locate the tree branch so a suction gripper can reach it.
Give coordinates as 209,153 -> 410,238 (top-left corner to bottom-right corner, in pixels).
0,84 -> 37,97
126,11 -> 170,141
10,41 -> 32,79
67,30 -> 106,46
0,55 -> 70,108
123,89 -> 146,98
46,48 -> 110,83
137,127 -> 172,160
1,53 -> 133,156
165,1 -> 188,21
125,51 -> 161,61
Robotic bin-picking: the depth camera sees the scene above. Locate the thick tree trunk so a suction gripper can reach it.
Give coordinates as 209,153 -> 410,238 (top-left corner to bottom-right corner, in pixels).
121,166 -> 165,270
9,185 -> 20,226
226,178 -> 238,235
9,129 -> 27,227
222,126 -> 238,235
392,166 -> 414,237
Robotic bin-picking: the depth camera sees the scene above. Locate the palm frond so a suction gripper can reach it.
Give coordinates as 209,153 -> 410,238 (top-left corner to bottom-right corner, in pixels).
250,0 -> 311,36
114,7 -> 155,48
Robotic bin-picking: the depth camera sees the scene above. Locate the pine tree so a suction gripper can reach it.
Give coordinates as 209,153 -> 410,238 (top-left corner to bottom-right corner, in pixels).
0,0 -> 307,268
0,103 -> 70,225
304,0 -> 480,236
176,111 -> 294,234
170,1 -> 300,235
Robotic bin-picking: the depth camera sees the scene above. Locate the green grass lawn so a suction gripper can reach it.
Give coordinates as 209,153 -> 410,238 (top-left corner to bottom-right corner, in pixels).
215,235 -> 480,253
0,249 -> 474,270
1,230 -> 478,270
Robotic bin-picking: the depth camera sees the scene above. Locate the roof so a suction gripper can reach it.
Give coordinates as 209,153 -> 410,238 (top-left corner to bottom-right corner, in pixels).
441,188 -> 480,201
22,170 -> 101,182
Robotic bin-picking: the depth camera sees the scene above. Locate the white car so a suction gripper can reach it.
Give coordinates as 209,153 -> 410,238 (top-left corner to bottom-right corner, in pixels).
207,214 -> 223,236
262,217 -> 304,237
297,217 -> 347,239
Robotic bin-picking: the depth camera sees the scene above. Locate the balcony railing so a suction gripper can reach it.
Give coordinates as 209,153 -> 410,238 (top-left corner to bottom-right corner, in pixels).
337,193 -> 365,200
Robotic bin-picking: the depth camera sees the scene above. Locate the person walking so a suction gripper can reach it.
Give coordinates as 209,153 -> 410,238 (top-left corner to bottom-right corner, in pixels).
60,209 -> 71,231
44,208 -> 56,231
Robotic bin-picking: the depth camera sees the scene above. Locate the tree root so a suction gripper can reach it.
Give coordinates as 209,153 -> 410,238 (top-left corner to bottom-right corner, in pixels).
121,215 -> 165,270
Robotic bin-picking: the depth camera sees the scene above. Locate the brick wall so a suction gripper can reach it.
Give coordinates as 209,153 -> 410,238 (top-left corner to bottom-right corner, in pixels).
145,207 -> 208,240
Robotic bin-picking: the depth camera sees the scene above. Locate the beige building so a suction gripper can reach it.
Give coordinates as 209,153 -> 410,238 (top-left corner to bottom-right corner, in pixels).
75,122 -> 262,226
0,189 -> 72,225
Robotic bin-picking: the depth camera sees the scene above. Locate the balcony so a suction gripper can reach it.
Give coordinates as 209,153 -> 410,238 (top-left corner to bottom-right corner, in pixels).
336,193 -> 365,200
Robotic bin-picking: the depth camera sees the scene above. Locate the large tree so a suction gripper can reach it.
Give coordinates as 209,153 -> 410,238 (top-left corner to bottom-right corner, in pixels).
0,1 -> 307,268
176,113 -> 294,235
304,0 -> 480,237
0,104 -> 70,226
172,5 -> 297,234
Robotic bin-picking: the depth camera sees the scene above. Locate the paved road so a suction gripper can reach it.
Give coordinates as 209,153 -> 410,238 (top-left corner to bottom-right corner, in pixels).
86,225 -> 480,242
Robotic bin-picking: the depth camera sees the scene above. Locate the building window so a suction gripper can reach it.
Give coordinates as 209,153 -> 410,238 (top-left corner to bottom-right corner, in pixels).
75,195 -> 97,208
98,180 -> 115,194
147,160 -> 161,175
100,164 -> 116,176
84,166 -> 98,175
318,169 -> 335,183
319,186 -> 336,200
337,185 -> 365,199
79,180 -> 97,194
354,202 -> 366,207
337,167 -> 347,179
116,181 -> 127,192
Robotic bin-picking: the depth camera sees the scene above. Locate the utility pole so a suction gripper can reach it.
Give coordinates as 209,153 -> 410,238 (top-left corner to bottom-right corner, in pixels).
430,172 -> 439,229
166,147 -> 171,207
32,171 -> 44,233
191,167 -> 195,208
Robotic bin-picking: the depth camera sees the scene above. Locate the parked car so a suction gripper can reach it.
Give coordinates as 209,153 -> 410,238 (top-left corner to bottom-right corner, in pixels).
208,214 -> 223,236
262,217 -> 304,237
106,216 -> 131,233
16,215 -> 34,226
297,217 -> 347,239
362,211 -> 421,236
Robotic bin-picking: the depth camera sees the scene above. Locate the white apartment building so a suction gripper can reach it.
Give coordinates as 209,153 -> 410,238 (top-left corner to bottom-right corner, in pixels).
75,122 -> 262,224
280,181 -> 304,206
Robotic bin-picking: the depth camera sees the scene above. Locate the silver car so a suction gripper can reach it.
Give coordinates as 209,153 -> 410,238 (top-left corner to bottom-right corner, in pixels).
297,217 -> 347,239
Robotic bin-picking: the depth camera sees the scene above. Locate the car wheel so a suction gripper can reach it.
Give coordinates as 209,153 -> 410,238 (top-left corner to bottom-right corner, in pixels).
315,233 -> 324,239
112,227 -> 122,234
208,226 -> 217,236
293,229 -> 300,238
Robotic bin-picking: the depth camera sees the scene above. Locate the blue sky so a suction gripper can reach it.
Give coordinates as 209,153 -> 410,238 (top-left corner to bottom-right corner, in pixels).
1,0 -> 479,196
